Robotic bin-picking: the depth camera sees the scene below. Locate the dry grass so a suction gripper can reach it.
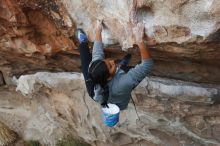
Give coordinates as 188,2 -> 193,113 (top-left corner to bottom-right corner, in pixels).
56,137 -> 91,146
0,121 -> 17,146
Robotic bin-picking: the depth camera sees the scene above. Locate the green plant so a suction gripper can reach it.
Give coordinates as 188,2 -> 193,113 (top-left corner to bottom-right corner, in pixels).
26,140 -> 41,146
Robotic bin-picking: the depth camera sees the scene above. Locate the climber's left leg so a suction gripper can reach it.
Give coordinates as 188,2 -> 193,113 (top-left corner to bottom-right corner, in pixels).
77,29 -> 94,97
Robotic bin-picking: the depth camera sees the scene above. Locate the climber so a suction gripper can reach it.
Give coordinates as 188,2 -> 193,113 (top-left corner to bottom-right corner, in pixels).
77,20 -> 153,110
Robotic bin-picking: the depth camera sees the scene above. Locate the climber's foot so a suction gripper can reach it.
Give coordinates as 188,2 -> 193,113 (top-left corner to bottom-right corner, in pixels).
119,53 -> 132,66
76,29 -> 88,43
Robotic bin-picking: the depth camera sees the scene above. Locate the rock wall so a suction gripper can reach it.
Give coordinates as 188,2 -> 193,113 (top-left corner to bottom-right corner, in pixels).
0,0 -> 76,55
0,0 -> 220,84
63,0 -> 220,46
0,72 -> 219,146
0,0 -> 220,146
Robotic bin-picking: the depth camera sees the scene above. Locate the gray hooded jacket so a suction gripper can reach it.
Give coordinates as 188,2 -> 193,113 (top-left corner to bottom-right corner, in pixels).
92,41 -> 153,110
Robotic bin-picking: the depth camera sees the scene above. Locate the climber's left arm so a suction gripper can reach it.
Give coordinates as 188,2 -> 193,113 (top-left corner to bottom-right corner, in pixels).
92,20 -> 104,61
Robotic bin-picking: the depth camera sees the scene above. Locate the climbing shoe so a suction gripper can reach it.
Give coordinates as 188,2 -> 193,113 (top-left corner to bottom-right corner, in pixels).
119,53 -> 132,66
76,28 -> 88,43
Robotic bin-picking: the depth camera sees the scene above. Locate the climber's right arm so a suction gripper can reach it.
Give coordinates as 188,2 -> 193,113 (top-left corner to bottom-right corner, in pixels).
127,23 -> 153,86
117,23 -> 153,89
135,22 -> 151,60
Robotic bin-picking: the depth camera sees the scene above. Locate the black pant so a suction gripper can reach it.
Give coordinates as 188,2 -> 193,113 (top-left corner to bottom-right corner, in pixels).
79,42 -> 94,97
79,42 -> 132,97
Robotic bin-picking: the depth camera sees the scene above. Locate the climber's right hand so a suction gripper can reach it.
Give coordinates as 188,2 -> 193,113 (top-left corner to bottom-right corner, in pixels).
133,22 -> 145,43
96,19 -> 103,32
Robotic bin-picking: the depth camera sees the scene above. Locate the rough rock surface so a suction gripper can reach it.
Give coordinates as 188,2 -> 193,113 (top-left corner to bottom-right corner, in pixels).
1,72 -> 219,146
0,72 -> 5,86
0,0 -> 220,84
0,0 -> 220,146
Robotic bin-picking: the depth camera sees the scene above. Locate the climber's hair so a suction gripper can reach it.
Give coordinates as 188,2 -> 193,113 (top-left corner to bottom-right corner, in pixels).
88,60 -> 110,104
88,60 -> 110,84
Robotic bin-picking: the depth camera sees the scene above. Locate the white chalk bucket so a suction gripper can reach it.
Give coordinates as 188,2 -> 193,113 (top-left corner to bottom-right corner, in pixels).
102,104 -> 120,127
